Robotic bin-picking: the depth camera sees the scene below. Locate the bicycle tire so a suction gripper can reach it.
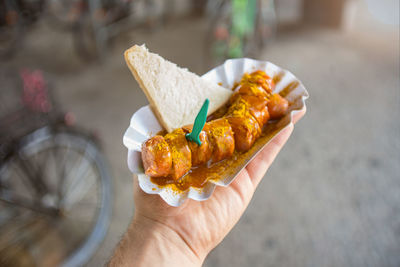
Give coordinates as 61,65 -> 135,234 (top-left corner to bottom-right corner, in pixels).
0,126 -> 113,267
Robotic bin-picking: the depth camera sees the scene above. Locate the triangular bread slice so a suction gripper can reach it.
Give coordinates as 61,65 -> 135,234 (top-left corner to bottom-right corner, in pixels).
124,44 -> 232,132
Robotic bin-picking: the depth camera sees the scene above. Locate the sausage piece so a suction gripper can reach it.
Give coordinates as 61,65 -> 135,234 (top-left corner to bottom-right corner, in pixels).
141,135 -> 172,177
182,125 -> 213,166
229,94 -> 269,128
205,118 -> 235,163
267,93 -> 289,120
232,83 -> 269,101
240,95 -> 270,127
238,71 -> 274,94
164,129 -> 192,180
225,97 -> 261,152
227,115 -> 261,152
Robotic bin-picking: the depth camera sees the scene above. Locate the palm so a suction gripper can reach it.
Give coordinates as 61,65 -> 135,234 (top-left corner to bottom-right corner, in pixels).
134,110 -> 304,259
135,167 -> 253,253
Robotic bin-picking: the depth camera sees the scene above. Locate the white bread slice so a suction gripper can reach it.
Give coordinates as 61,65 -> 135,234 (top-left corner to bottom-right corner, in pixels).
124,44 -> 232,132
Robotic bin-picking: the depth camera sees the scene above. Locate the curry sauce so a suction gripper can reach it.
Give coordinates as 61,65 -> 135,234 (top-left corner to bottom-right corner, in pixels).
150,121 -> 283,192
144,71 -> 299,192
146,72 -> 298,193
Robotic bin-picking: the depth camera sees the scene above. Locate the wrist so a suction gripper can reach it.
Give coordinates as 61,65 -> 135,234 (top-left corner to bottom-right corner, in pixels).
109,214 -> 203,267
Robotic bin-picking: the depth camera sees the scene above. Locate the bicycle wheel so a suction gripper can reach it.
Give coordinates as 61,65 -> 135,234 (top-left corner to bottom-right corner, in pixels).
0,126 -> 112,267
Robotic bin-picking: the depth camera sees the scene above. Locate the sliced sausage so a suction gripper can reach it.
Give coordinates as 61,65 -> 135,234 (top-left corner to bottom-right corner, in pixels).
164,128 -> 192,180
238,71 -> 274,94
141,135 -> 172,177
232,83 -> 269,101
267,93 -> 289,120
229,94 -> 270,128
226,115 -> 261,152
205,118 -> 235,163
225,96 -> 262,151
182,125 -> 213,166
240,94 -> 270,127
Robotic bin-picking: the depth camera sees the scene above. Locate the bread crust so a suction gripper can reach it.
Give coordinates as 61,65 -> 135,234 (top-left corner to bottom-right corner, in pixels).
124,46 -> 173,132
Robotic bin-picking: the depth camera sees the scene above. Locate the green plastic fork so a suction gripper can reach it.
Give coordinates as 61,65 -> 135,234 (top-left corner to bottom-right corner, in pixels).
185,99 -> 209,146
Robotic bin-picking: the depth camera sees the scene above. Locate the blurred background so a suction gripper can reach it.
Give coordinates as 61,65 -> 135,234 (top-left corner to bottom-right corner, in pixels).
0,0 -> 399,266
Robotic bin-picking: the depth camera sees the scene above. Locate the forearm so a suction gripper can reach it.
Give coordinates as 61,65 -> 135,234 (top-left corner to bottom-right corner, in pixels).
108,215 -> 202,267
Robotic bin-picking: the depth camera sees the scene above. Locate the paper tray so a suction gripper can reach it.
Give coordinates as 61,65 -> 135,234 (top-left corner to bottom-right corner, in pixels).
123,58 -> 309,206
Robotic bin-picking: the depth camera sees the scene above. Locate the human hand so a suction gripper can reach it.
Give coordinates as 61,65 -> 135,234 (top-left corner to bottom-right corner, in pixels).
109,110 -> 305,267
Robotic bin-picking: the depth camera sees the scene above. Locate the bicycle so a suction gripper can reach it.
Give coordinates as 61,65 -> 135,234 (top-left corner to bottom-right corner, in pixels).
0,0 -> 164,61
46,0 -> 165,61
204,0 -> 277,68
0,68 -> 113,266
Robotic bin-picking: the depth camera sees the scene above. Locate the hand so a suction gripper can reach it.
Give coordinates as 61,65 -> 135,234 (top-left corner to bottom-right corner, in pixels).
109,110 -> 305,267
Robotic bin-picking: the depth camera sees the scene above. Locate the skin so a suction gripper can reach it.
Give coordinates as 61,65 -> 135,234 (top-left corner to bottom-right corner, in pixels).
108,110 -> 305,267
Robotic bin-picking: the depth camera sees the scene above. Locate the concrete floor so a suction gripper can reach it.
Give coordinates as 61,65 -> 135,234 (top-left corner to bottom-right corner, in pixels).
4,1 -> 399,266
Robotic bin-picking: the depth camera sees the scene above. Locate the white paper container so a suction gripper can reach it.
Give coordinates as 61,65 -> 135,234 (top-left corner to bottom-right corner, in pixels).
123,58 -> 309,206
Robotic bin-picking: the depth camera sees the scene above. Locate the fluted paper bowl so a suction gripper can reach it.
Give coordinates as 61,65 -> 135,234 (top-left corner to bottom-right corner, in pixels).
123,58 -> 309,206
